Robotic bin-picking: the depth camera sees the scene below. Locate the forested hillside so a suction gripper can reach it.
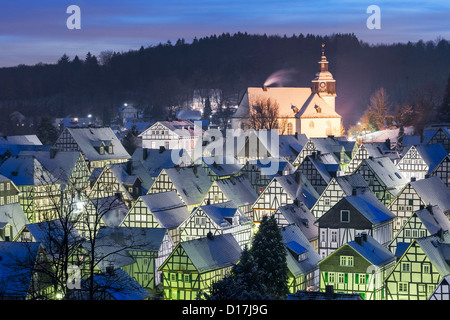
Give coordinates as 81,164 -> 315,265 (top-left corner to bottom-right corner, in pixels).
1,32 -> 449,135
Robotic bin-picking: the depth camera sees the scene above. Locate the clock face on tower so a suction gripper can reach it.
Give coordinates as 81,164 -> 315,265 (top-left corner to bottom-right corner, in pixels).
319,82 -> 326,89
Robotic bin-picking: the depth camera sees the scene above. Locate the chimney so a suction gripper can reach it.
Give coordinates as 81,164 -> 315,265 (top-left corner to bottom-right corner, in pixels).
294,199 -> 301,207
385,138 -> 391,150
50,148 -> 57,159
325,285 -> 334,299
355,234 -> 364,246
159,146 -> 165,153
295,132 -> 298,139
361,232 -> 368,242
411,177 -> 416,182
143,148 -> 148,160
207,231 -> 214,240
352,188 -> 357,196
263,85 -> 268,91
126,160 -> 132,175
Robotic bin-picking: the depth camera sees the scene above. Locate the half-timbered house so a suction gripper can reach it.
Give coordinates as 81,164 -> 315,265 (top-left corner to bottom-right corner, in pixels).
201,174 -> 258,218
147,165 -> 212,213
318,233 -> 396,300
120,191 -> 190,245
316,192 -> 396,258
354,156 -> 408,205
387,176 -> 450,235
388,205 -> 450,255
427,127 -> 450,153
274,202 -> 319,251
131,147 -> 190,184
396,144 -> 447,181
241,158 -> 295,194
53,127 -> 130,171
295,153 -> 338,195
428,274 -> 450,300
252,172 -> 320,223
0,155 -> 61,223
292,136 -> 357,172
138,120 -> 203,160
430,154 -> 450,189
384,231 -> 450,300
281,224 -> 322,293
88,163 -> 142,209
178,201 -> 253,249
201,156 -> 244,182
345,141 -> 400,174
310,173 -> 370,219
158,233 -> 242,300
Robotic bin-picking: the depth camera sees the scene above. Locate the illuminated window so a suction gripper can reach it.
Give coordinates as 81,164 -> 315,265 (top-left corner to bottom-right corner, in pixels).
401,262 -> 411,272
309,121 -> 315,129
399,282 -> 408,293
423,263 -> 431,274
340,256 -> 354,267
358,274 -> 366,284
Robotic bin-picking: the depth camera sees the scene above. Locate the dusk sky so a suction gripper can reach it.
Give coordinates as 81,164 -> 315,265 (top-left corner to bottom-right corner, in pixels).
1,0 -> 449,67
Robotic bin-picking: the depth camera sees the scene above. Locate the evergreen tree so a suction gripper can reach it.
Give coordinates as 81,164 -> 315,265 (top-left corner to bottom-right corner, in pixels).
36,117 -> 59,145
251,215 -> 289,300
204,215 -> 289,300
203,96 -> 212,120
396,124 -> 405,152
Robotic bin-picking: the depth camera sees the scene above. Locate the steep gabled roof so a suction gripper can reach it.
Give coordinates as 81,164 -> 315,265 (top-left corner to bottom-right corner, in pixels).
346,233 -> 396,266
179,233 -> 242,273
344,192 -> 397,224
163,166 -> 212,206
214,175 -> 258,207
415,205 -> 450,235
63,127 -> 130,162
138,191 -> 190,229
411,176 -> 450,212
0,154 -> 59,186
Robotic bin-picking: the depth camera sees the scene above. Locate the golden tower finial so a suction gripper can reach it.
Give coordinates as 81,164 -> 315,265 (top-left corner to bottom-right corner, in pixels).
322,43 -> 325,56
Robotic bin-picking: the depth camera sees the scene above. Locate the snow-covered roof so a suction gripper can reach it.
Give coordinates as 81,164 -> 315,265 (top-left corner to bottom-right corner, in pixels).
132,148 -> 188,178
0,154 -> 59,186
88,196 -> 129,228
25,219 -> 82,260
198,201 -> 249,228
415,205 -> 450,235
415,232 -> 450,276
362,157 -> 408,191
414,144 -> 448,173
214,175 -> 258,207
163,166 -> 212,206
202,156 -> 243,177
347,233 -> 395,266
334,173 -> 370,196
275,172 -> 320,209
276,203 -> 318,242
0,203 -> 29,237
179,233 -> 242,273
19,150 -> 85,189
411,176 -> 450,212
63,127 -> 130,162
344,192 -> 397,224
281,224 -> 321,277
0,135 -> 42,146
138,191 -> 190,229
85,226 -> 168,271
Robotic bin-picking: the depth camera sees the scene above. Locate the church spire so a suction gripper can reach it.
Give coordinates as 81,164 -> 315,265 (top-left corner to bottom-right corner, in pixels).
311,43 -> 336,110
319,43 -> 329,72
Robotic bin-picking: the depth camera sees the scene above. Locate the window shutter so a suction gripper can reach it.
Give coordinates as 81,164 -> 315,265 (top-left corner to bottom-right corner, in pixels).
324,272 -> 328,282
344,273 -> 348,284
366,274 -> 370,283
355,273 -> 359,284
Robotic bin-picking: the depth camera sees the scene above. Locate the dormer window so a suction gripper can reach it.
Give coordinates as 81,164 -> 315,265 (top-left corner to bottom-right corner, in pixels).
108,146 -> 113,154
99,146 -> 105,154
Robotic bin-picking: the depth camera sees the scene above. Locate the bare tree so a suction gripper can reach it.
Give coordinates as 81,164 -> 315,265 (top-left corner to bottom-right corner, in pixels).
249,97 -> 281,131
365,87 -> 392,131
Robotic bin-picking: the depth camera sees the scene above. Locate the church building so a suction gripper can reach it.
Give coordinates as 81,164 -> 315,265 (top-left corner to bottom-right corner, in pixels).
232,45 -> 342,138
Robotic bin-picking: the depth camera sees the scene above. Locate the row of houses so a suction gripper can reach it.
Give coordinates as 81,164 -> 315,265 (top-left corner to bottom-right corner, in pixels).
0,124 -> 449,300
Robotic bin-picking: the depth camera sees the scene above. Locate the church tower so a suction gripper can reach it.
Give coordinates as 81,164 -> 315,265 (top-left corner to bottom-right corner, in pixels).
311,44 -> 337,111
